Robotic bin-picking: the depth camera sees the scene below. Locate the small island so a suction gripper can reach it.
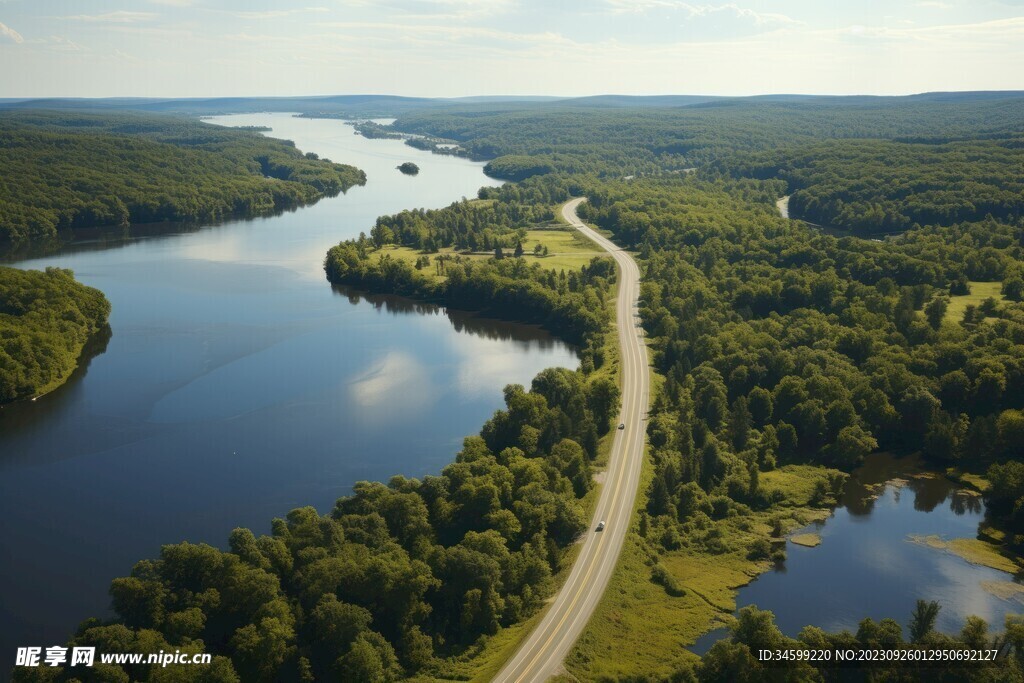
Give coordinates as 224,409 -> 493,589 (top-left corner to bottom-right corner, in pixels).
397,161 -> 420,175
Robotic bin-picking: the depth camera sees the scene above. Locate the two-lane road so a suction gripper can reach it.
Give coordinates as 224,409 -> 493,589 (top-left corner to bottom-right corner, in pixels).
494,198 -> 650,682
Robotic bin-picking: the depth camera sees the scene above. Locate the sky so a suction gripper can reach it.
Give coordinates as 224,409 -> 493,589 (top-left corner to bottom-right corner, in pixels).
0,0 -> 1022,98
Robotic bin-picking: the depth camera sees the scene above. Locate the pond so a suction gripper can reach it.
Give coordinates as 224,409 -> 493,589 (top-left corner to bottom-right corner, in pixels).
691,454 -> 1022,653
0,113 -> 578,660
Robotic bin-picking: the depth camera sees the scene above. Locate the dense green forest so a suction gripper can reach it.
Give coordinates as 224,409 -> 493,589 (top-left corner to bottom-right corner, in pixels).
716,136 -> 1024,235
389,96 -> 1024,178
0,266 -> 110,403
0,111 -> 366,250
568,173 -> 1024,636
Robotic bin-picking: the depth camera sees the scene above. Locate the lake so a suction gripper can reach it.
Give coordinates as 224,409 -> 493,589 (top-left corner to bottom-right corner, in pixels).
691,453 -> 1023,653
0,114 -> 578,661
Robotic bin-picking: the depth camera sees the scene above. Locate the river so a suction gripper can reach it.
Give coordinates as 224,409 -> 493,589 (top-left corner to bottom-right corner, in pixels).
0,113 -> 578,660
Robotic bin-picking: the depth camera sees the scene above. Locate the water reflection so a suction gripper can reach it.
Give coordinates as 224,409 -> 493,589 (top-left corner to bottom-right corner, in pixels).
0,325 -> 112,456
335,285 -> 564,347
0,198 -> 350,265
691,453 -> 1021,654
843,453 -> 985,517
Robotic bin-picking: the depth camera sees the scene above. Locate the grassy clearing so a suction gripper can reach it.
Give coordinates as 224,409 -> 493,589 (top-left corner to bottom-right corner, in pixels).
907,534 -> 1022,574
946,467 -> 991,493
790,533 -> 822,548
525,227 -> 607,271
945,280 -> 1006,323
760,465 -> 844,508
373,223 -> 607,285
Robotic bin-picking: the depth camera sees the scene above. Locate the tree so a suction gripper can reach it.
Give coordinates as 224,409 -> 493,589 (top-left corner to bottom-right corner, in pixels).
997,409 -> 1024,456
399,626 -> 433,672
924,411 -> 968,461
960,616 -> 989,649
728,397 -> 752,451
924,296 -> 948,329
985,460 -> 1024,525
1003,275 -> 1024,302
587,377 -> 620,433
514,241 -> 524,257
495,246 -> 504,259
549,439 -> 591,497
310,595 -> 373,652
370,224 -> 394,248
747,387 -> 774,426
336,636 -> 384,681
908,599 -> 940,642
229,617 -> 294,682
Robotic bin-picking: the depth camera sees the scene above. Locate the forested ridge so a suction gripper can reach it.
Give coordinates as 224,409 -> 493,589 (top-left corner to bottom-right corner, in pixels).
0,266 -> 110,403
389,96 -> 1024,179
0,111 -> 366,251
716,136 -> 1024,235
19,94 -> 1024,681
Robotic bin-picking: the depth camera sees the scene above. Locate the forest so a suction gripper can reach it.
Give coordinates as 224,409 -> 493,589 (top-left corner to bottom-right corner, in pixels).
16,93 -> 1024,681
389,96 -> 1024,178
715,136 -> 1024,235
0,266 -> 110,403
0,110 -> 366,251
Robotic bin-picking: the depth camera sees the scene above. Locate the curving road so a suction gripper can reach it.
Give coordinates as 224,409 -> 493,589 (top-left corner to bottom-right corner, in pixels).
493,198 -> 650,683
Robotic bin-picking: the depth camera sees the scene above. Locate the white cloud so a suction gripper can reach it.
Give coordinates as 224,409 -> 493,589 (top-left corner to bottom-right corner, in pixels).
605,0 -> 799,26
818,15 -> 1024,44
358,0 -> 515,19
2,0 -> 1022,97
212,7 -> 330,20
0,20 -> 23,43
916,1 -> 952,8
60,11 -> 157,24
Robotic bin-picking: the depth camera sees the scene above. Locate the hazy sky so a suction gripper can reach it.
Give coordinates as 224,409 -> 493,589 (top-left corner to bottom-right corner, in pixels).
1,0 -> 1022,98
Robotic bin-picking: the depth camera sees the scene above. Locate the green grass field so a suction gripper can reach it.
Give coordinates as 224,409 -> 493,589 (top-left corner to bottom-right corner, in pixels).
374,223 -> 607,284
945,280 -> 1006,323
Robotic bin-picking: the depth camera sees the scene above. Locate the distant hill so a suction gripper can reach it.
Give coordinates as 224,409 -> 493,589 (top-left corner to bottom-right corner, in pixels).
0,94 -> 569,117
3,91 -> 1023,117
555,94 -> 724,107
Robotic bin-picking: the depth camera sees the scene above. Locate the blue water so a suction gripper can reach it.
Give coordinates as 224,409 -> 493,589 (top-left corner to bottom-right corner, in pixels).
0,114 -> 578,660
691,455 -> 1022,654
